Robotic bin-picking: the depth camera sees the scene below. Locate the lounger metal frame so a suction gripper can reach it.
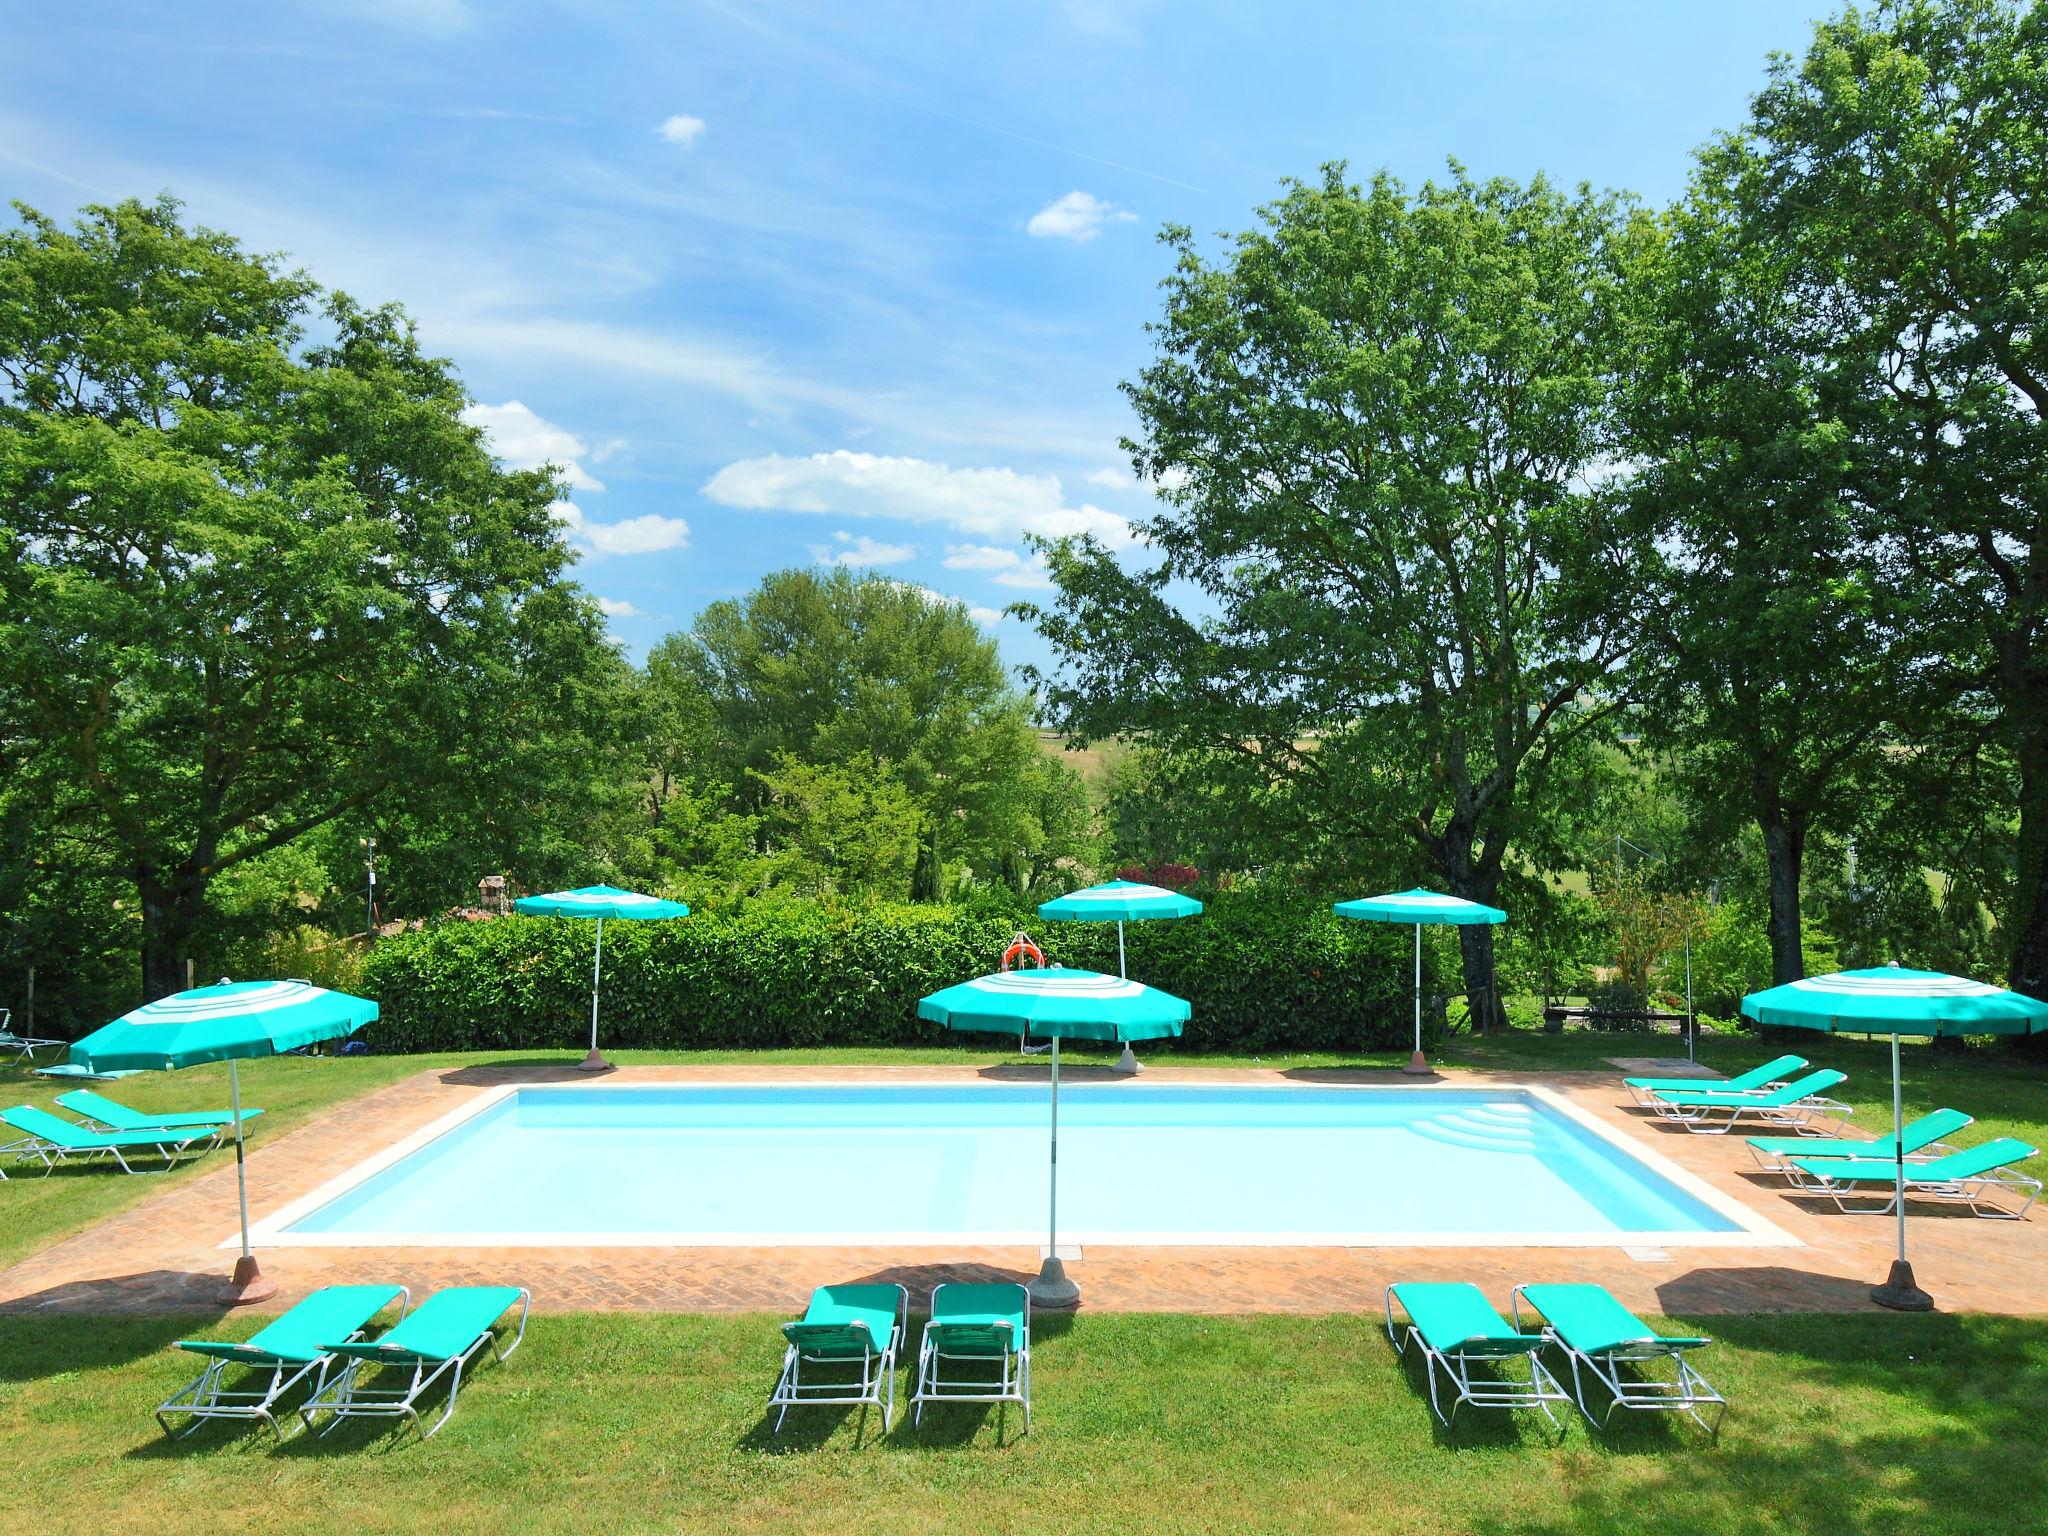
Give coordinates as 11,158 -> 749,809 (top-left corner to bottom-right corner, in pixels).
1623,1068 -> 1801,1109
1648,1091 -> 1853,1136
911,1286 -> 1031,1429
0,1124 -> 217,1177
1787,1160 -> 2043,1219
299,1288 -> 530,1440
1747,1138 -> 1960,1177
155,1290 -> 413,1440
1383,1288 -> 1568,1432
0,1009 -> 66,1064
1509,1286 -> 1726,1436
769,1288 -> 907,1432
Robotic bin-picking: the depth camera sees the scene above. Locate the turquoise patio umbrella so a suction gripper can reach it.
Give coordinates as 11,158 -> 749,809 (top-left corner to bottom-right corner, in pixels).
1741,964 -> 2048,1311
918,966 -> 1189,1308
1038,879 -> 1203,1074
514,884 -> 689,1072
1334,889 -> 1506,1075
69,979 -> 378,1304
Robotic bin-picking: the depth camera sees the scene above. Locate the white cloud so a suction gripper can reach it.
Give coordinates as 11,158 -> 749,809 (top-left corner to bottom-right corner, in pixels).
1026,190 -> 1137,242
943,543 -> 1053,589
811,531 -> 916,568
703,450 -> 1135,548
596,596 -> 642,618
1084,465 -> 1131,490
904,584 -> 1005,627
658,114 -> 707,147
463,400 -> 607,493
551,501 -> 691,558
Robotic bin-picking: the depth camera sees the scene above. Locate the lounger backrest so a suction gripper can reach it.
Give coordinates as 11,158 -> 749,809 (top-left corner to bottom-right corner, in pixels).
0,1103 -> 102,1147
1393,1283 -> 1535,1355
53,1089 -> 126,1123
926,1282 -> 1027,1356
1724,1054 -> 1808,1090
1922,1138 -> 2040,1179
1769,1069 -> 1846,1103
1901,1108 -> 1974,1148
177,1284 -> 407,1365
330,1285 -> 522,1363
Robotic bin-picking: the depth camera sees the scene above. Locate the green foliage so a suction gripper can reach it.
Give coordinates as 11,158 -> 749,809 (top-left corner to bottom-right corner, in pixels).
1023,164 -> 1647,1026
750,753 -> 924,899
359,892 -> 1418,1055
0,196 -> 625,995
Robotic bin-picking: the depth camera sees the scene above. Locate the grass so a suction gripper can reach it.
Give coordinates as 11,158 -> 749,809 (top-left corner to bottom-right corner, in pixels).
4,1023 -> 2044,1271
4,1026 -> 2046,1532
0,1309 -> 2043,1535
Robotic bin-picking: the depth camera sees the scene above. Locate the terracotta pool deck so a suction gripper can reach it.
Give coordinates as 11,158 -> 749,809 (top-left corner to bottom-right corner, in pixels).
3,1063 -> 2044,1319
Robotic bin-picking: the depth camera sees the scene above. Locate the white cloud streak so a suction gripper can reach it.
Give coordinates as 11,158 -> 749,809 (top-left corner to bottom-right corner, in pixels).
463,399 -> 607,492
551,500 -> 692,558
811,531 -> 916,567
658,114 -> 707,147
703,450 -> 1134,547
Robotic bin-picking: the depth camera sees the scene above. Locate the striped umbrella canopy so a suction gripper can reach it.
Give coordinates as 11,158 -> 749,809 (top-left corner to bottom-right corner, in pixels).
918,967 -> 1189,1308
1334,889 -> 1506,1074
68,980 -> 378,1307
513,885 -> 690,1072
1037,880 -> 1202,1073
1741,965 -> 2048,1312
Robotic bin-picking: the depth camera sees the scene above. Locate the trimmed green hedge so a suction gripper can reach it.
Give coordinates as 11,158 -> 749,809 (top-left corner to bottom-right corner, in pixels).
358,893 -> 1425,1055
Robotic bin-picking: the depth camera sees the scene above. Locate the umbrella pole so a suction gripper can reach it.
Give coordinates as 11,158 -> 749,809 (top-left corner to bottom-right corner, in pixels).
579,915 -> 612,1073
1030,1034 -> 1081,1310
1403,922 -> 1431,1075
1872,1028 -> 1932,1311
218,1058 -> 276,1305
1113,921 -> 1141,1075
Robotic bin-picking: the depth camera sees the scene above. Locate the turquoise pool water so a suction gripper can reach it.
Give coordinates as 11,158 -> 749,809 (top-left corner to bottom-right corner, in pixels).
278,1085 -> 1746,1244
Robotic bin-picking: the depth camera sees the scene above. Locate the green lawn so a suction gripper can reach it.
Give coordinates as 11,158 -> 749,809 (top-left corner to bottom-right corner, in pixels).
0,1309 -> 2041,1535
3,1028 -> 2046,1533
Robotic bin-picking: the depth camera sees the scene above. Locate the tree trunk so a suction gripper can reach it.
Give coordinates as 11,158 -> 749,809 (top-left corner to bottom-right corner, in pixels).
2009,722 -> 2048,1000
138,873 -> 207,1000
1430,819 -> 1508,1033
1757,800 -> 1806,986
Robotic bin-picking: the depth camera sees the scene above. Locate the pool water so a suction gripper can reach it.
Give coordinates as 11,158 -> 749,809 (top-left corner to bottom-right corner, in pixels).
276,1084 -> 1751,1246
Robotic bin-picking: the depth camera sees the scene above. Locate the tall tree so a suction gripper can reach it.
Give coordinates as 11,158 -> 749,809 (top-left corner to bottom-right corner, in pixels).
0,197 -> 620,996
1621,155 -> 1906,985
1026,166 -> 1645,1028
1729,0 -> 2048,990
655,568 -> 1039,899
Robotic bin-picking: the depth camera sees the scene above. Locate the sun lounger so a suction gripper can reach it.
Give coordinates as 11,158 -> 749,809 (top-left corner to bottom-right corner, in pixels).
911,1282 -> 1030,1428
1383,1282 -> 1567,1430
1747,1108 -> 1973,1176
56,1088 -> 264,1134
1510,1283 -> 1725,1434
1624,1053 -> 1806,1107
769,1283 -> 907,1432
0,1103 -> 218,1177
1645,1069 -> 1851,1134
1787,1137 -> 2042,1218
0,1010 -> 67,1064
31,1063 -> 145,1082
157,1284 -> 409,1439
300,1285 -> 529,1439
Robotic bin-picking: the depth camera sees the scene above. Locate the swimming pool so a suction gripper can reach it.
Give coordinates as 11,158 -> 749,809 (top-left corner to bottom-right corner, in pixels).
251,1083 -> 1787,1249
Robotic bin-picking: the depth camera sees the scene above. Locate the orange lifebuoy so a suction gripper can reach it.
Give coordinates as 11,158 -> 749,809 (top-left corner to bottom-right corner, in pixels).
1002,933 -> 1045,971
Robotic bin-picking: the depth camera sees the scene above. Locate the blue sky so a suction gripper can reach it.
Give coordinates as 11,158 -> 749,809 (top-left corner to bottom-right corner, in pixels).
4,1 -> 1821,672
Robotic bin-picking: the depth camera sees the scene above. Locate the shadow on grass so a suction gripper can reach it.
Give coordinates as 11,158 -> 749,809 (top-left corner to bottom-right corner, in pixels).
1384,1335 -> 1568,1451
0,1294 -> 224,1377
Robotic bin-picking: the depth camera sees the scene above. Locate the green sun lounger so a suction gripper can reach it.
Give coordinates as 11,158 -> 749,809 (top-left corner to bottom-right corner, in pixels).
1624,1053 -> 1806,1107
1646,1069 -> 1850,1134
1510,1283 -> 1725,1434
157,1284 -> 409,1439
912,1282 -> 1031,1429
1748,1107 -> 1973,1175
0,1011 -> 66,1064
1787,1137 -> 2042,1218
57,1088 -> 265,1134
0,1103 -> 219,1177
300,1285 -> 529,1439
770,1283 -> 907,1432
1384,1282 -> 1567,1430
31,1063 -> 145,1083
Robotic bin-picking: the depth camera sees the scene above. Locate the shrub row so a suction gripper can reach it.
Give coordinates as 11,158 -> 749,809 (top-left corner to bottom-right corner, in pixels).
357,893 -> 1427,1055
